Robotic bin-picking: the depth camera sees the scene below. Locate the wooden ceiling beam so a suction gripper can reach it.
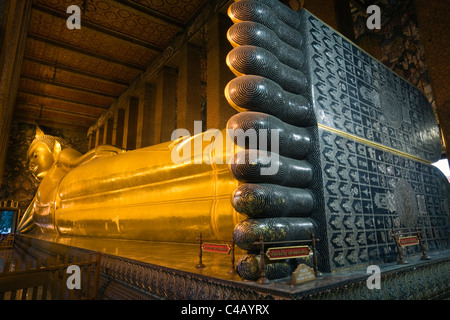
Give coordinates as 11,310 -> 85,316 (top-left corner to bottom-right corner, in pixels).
14,106 -> 96,124
13,114 -> 91,131
21,74 -> 118,100
27,33 -> 146,71
18,88 -> 110,110
20,73 -> 120,99
16,103 -> 99,120
23,56 -> 131,86
17,91 -> 106,116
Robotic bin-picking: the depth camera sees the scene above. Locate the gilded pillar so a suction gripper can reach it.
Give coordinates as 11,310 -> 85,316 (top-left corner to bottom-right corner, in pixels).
95,125 -> 104,147
154,67 -> 177,144
140,83 -> 157,148
94,129 -> 99,148
105,118 -> 113,145
88,134 -> 94,150
112,108 -> 125,148
177,43 -> 202,133
136,90 -> 144,149
126,97 -> 139,150
206,13 -> 236,130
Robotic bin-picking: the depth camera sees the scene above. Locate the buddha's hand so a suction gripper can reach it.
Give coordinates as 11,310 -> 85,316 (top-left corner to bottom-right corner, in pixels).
94,145 -> 126,157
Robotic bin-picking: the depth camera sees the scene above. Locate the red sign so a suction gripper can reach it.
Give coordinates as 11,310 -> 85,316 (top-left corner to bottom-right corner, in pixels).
266,246 -> 311,260
399,236 -> 419,247
202,243 -> 231,254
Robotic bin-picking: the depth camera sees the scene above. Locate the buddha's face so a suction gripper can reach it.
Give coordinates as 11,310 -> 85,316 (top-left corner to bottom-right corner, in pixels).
27,142 -> 54,181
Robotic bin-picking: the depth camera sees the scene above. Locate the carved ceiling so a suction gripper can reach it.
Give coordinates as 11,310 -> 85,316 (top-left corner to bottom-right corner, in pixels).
15,0 -> 209,131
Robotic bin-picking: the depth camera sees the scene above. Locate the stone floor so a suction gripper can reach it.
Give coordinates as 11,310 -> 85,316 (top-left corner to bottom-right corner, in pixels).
6,233 -> 450,298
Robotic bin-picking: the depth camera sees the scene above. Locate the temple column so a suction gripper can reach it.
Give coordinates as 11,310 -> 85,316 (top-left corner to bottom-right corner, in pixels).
88,134 -> 94,150
104,118 -> 113,145
112,108 -> 125,148
140,83 -> 157,148
177,43 -> 202,133
125,97 -> 139,150
206,13 -> 236,130
154,66 -> 177,144
94,130 -> 98,148
135,90 -> 144,149
0,0 -> 32,186
95,125 -> 104,148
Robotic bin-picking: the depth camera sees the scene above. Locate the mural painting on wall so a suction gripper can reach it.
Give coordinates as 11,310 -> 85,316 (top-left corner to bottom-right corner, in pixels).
351,0 -> 436,115
0,122 -> 88,213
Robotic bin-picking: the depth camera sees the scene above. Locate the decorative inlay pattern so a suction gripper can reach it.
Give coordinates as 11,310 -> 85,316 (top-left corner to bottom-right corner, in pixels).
305,13 -> 441,163
318,127 -> 450,269
224,0 -> 449,278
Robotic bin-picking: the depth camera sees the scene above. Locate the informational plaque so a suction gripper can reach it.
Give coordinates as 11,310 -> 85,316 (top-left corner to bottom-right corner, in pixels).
291,264 -> 316,285
398,236 -> 420,247
266,246 -> 311,260
202,243 -> 231,254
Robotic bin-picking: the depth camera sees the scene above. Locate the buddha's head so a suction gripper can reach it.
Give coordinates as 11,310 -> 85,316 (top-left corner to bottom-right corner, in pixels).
27,125 -> 71,181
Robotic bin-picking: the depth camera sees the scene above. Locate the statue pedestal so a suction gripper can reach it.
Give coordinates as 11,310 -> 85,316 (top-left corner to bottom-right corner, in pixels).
9,234 -> 450,300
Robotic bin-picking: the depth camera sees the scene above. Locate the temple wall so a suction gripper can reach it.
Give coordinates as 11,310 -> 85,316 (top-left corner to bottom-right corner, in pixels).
0,122 -> 88,214
0,0 -> 32,189
351,0 -> 438,139
414,0 -> 450,153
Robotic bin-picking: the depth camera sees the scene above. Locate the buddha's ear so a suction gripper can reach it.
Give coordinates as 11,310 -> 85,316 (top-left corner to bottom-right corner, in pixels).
53,140 -> 61,162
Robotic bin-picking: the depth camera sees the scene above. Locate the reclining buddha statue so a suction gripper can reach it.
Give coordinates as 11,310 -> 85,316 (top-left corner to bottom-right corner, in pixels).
18,125 -> 247,242
18,0 -> 449,281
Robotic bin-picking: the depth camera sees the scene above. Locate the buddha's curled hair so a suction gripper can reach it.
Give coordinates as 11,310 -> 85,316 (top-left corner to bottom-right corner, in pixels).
28,125 -> 73,155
